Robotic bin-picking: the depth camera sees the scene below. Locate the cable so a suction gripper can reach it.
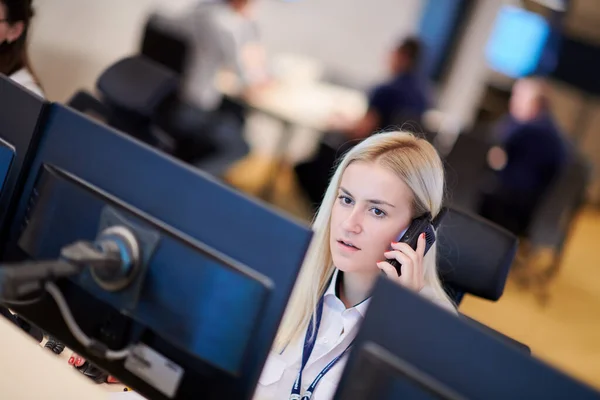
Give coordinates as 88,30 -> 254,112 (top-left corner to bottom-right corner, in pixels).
45,282 -> 131,360
0,296 -> 46,306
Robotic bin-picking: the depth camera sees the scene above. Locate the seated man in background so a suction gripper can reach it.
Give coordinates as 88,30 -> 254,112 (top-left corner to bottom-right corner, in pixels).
480,77 -> 569,236
337,36 -> 431,140
295,37 -> 431,207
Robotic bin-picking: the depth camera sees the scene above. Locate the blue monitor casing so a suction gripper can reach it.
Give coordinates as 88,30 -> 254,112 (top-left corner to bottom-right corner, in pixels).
5,104 -> 313,399
485,6 -> 551,78
334,278 -> 600,400
0,139 -> 15,194
0,76 -> 46,247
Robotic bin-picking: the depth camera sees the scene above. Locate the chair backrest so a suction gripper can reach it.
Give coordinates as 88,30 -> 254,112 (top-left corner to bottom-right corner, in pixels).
96,56 -> 179,145
97,56 -> 178,119
67,90 -> 110,123
444,134 -> 492,212
527,151 -> 591,248
140,13 -> 190,76
437,207 -> 518,303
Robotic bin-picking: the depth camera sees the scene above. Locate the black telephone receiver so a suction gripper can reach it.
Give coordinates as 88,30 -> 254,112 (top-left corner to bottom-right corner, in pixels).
388,208 -> 447,276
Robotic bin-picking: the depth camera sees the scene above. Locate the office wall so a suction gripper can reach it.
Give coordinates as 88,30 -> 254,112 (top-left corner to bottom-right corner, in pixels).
29,0 -> 423,102
436,0 -> 507,129
28,0 -> 191,102
253,0 -> 424,89
565,0 -> 600,44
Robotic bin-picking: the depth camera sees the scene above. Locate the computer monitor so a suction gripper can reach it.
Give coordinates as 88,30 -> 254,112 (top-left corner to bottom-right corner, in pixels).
336,341 -> 465,400
0,76 -> 47,248
334,278 -> 600,400
485,6 -> 551,78
5,104 -> 313,399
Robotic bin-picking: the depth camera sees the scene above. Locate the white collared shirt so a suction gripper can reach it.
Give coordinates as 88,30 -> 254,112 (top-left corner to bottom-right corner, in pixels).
9,68 -> 44,98
253,270 -> 457,400
253,268 -> 365,400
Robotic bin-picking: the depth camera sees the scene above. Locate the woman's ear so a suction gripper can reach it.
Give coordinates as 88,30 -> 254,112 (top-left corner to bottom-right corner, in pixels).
6,21 -> 24,43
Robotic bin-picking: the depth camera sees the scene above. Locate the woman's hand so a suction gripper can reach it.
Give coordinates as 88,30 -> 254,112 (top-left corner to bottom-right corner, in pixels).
377,233 -> 426,292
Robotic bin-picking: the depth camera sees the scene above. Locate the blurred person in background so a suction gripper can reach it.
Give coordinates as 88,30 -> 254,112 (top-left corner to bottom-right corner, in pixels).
480,77 -> 568,236
335,36 -> 431,140
159,0 -> 270,175
0,0 -> 42,97
295,36 -> 431,208
173,0 -> 270,123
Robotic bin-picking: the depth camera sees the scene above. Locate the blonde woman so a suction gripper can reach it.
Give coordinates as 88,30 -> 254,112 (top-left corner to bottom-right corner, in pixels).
254,131 -> 456,400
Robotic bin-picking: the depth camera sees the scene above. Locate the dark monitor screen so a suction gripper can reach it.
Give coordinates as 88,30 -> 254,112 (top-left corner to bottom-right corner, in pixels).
0,138 -> 15,194
0,76 -> 46,247
334,278 -> 600,400
336,342 -> 465,400
6,104 -> 313,399
19,164 -> 271,377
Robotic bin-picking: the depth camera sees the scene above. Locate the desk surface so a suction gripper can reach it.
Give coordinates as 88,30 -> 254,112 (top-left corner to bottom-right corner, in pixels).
0,316 -> 111,399
217,71 -> 368,131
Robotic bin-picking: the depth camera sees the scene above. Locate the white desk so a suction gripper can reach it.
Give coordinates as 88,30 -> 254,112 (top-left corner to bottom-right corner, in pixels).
241,82 -> 366,131
0,317 -> 111,399
218,70 -> 367,130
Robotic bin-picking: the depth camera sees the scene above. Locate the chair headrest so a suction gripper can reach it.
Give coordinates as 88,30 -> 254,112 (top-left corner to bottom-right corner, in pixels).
437,207 -> 518,301
97,56 -> 178,118
444,134 -> 492,211
141,13 -> 190,75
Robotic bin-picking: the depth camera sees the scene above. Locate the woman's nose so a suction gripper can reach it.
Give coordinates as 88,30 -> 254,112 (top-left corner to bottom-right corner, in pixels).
341,209 -> 362,234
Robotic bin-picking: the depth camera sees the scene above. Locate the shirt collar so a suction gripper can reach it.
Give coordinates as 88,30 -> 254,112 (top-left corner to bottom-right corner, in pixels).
324,269 -> 371,317
324,268 -> 338,298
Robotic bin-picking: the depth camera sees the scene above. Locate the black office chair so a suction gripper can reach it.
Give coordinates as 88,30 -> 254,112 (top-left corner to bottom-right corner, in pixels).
436,207 -> 527,353
68,56 -> 248,177
524,151 -> 591,284
443,134 -> 492,213
67,56 -> 183,155
437,207 -> 518,305
140,13 -> 189,76
97,56 -> 179,143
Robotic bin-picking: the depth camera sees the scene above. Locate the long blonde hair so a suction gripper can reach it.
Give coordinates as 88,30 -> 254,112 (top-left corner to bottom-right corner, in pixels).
274,131 -> 454,352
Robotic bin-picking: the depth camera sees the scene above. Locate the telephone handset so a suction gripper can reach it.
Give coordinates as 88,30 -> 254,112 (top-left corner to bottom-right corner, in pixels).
388,208 -> 447,276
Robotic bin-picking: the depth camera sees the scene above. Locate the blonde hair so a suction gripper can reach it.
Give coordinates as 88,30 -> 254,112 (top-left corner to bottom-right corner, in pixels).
274,131 -> 455,352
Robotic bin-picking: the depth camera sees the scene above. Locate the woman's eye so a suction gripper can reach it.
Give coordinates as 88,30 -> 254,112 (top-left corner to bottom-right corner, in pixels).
338,195 -> 353,205
371,208 -> 386,217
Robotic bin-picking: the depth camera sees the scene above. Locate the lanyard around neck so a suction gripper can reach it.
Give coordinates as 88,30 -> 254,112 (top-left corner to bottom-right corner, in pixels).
290,297 -> 354,400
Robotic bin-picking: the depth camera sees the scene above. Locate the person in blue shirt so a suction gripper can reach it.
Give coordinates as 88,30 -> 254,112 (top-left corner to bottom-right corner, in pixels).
480,77 -> 569,236
338,36 -> 430,141
295,37 -> 431,208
